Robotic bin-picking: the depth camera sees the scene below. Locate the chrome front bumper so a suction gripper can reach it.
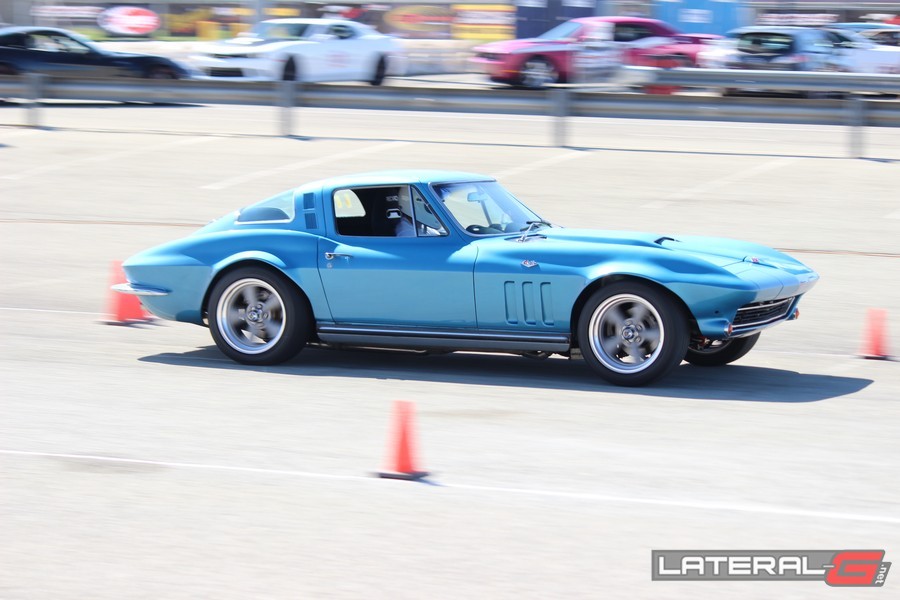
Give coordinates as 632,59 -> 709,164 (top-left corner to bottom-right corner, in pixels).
112,283 -> 170,296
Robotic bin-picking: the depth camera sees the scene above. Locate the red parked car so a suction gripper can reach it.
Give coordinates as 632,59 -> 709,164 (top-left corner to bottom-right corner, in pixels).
471,16 -> 719,88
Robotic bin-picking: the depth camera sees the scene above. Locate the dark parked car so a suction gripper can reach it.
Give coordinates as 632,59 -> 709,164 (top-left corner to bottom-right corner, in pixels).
0,26 -> 188,79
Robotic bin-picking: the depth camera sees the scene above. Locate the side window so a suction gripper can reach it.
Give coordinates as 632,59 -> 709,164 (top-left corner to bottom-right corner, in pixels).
236,190 -> 295,224
333,185 -> 447,237
614,24 -> 655,43
815,32 -> 838,52
328,25 -> 355,40
411,186 -> 448,237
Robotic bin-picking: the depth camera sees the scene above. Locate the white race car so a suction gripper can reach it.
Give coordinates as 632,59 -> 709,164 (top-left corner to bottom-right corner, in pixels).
192,18 -> 403,84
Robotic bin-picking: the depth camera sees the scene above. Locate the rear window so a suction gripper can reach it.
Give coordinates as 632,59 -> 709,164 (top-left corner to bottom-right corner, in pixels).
736,32 -> 795,54
235,190 -> 294,223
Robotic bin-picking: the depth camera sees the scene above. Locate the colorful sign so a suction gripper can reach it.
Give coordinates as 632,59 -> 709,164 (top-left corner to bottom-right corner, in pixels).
98,6 -> 161,36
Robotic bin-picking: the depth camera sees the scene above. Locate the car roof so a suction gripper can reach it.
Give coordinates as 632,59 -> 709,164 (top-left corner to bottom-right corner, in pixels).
0,26 -> 78,35
308,170 -> 495,190
576,16 -> 663,25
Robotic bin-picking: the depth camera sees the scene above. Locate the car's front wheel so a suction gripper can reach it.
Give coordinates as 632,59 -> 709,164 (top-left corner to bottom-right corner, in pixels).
371,56 -> 387,86
520,57 -> 558,89
684,333 -> 760,367
577,282 -> 688,386
207,267 -> 311,365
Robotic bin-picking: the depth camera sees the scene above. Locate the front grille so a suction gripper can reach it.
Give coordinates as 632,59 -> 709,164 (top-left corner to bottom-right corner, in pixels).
207,67 -> 244,77
733,297 -> 795,329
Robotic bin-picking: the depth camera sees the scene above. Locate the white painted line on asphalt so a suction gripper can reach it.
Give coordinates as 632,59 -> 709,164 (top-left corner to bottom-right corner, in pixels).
0,449 -> 368,482
0,136 -> 214,180
644,156 -> 802,209
200,141 -> 411,190
491,151 -> 587,180
447,482 -> 900,525
3,448 -> 898,525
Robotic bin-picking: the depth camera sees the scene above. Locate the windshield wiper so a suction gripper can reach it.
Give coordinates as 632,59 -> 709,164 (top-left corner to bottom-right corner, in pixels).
517,220 -> 552,242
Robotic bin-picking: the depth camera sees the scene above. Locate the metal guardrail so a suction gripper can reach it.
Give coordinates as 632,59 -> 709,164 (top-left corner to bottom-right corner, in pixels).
2,68 -> 899,157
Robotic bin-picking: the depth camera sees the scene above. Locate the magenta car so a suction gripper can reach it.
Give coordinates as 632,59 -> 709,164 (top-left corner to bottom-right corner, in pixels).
471,16 -> 718,88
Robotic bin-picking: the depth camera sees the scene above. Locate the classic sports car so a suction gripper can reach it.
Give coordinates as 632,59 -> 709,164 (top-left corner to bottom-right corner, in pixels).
470,16 -> 718,88
191,18 -> 401,84
115,171 -> 818,386
0,26 -> 188,79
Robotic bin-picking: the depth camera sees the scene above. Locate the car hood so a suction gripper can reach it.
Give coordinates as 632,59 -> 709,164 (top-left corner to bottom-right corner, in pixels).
205,38 -> 304,53
474,38 -> 568,54
510,229 -> 812,274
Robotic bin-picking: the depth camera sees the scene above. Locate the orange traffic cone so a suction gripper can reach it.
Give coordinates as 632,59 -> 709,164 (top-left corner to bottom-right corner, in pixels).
860,308 -> 890,360
378,400 -> 430,481
106,260 -> 151,325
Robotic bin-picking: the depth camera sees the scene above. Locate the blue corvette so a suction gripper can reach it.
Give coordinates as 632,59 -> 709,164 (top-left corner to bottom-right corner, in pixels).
115,170 -> 819,386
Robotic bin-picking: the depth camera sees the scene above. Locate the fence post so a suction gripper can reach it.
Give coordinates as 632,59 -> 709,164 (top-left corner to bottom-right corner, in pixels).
25,73 -> 46,129
550,86 -> 570,148
846,93 -> 866,159
277,79 -> 297,137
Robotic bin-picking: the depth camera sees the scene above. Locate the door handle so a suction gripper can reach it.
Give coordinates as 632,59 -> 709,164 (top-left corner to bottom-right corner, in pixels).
324,252 -> 353,260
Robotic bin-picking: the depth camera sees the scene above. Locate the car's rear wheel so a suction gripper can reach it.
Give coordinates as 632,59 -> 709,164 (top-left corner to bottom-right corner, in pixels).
684,333 -> 760,367
520,57 -> 558,89
207,267 -> 310,365
370,56 -> 387,86
577,282 -> 688,386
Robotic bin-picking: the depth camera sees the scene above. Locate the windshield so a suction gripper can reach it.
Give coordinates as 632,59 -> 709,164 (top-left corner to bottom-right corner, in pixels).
250,22 -> 311,40
536,21 -> 582,40
433,181 -> 545,235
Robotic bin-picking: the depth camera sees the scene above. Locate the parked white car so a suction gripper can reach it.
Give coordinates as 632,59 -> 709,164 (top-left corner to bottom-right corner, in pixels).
192,18 -> 403,84
697,26 -> 900,74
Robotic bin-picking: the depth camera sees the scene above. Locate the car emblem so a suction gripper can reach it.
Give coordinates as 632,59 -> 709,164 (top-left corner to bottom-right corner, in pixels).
522,260 -> 538,268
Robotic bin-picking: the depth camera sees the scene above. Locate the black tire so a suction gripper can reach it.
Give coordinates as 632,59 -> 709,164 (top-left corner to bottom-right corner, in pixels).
207,267 -> 311,365
684,333 -> 760,367
519,56 -> 558,89
370,57 -> 387,86
282,58 -> 298,81
147,65 -> 178,79
577,281 -> 689,386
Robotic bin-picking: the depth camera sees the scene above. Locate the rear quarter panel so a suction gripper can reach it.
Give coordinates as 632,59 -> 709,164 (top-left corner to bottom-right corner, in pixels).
124,229 -> 329,324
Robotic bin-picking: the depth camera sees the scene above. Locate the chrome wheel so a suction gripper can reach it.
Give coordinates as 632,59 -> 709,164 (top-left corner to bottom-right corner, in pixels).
216,278 -> 286,355
587,294 -> 664,374
578,282 -> 687,386
521,58 -> 557,89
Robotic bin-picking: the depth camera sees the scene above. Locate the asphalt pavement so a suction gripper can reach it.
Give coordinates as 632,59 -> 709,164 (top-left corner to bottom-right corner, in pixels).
1,104 -> 899,599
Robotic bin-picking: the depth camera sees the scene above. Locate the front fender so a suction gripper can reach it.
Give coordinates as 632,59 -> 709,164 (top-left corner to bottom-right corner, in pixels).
580,259 -> 760,337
